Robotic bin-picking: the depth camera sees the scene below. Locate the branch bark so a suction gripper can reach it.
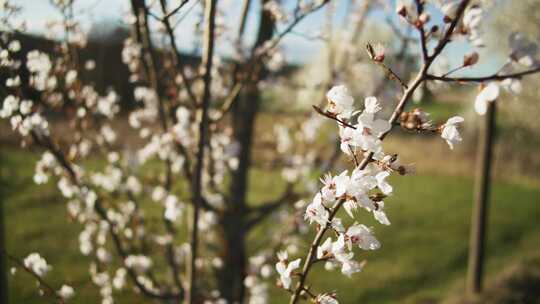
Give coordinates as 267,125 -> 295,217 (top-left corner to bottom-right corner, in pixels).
186,0 -> 217,303
426,66 -> 540,82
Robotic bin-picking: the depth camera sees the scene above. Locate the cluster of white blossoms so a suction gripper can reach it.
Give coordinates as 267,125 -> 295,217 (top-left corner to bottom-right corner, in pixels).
33,152 -> 58,184
121,38 -> 142,80
26,50 -> 52,91
23,253 -> 51,277
164,194 -> 184,221
302,167 -> 387,277
275,83 -> 466,302
124,255 -> 153,274
0,94 -> 48,137
130,87 -> 160,128
327,88 -> 385,156
244,254 -> 274,304
57,284 -> 75,300
19,253 -> 75,300
461,4 -> 484,47
275,251 -> 301,290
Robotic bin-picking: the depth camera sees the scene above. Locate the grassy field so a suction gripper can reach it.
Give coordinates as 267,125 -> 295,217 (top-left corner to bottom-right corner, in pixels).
2,145 -> 540,304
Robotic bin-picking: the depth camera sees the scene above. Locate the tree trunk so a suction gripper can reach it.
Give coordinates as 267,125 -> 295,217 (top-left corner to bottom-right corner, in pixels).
218,210 -> 248,302
218,85 -> 260,302
218,2 -> 273,301
467,100 -> 496,294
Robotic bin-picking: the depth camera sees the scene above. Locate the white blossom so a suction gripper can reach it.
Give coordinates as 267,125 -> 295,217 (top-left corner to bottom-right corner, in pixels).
26,50 -> 52,91
441,116 -> 464,150
8,40 -> 21,52
58,284 -> 75,300
345,224 -> 380,251
124,255 -> 152,273
164,195 -> 183,221
326,85 -> 354,119
275,252 -> 301,290
316,293 -> 339,304
304,193 -> 329,226
475,83 -> 500,115
65,70 -> 78,87
23,253 -> 51,277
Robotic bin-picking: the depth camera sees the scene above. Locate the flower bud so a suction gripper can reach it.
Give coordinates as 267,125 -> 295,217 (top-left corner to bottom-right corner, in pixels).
396,1 -> 407,17
463,51 -> 479,67
419,12 -> 430,25
366,43 -> 385,63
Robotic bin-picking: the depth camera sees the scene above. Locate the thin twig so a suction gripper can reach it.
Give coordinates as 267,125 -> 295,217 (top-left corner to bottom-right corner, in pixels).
441,64 -> 467,77
427,66 -> 540,82
414,0 -> 429,62
376,61 -> 409,90
147,0 -> 190,21
159,0 -> 199,106
312,105 -> 357,129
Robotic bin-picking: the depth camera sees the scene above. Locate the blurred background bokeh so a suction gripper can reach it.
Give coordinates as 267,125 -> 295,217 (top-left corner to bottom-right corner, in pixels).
1,0 -> 540,303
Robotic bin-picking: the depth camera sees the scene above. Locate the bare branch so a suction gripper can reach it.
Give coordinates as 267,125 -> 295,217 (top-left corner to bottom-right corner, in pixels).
426,66 -> 540,82
158,0 -> 199,106
163,0 -> 190,20
254,0 -> 331,59
312,105 -> 357,129
147,0 -> 190,21
245,184 -> 299,229
210,82 -> 244,123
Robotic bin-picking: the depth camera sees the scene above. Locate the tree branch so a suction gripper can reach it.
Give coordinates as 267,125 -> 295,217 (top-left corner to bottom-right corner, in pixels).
426,66 -> 540,82
245,183 -> 299,229
30,132 -> 182,300
289,1 -> 471,303
186,0 -> 217,302
4,252 -> 65,304
158,0 -> 199,106
414,0 -> 429,62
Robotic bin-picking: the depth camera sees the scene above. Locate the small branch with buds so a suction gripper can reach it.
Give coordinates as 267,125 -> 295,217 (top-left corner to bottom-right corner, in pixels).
290,2 -> 473,303
414,0 -> 429,62
366,43 -> 409,90
3,252 -> 65,304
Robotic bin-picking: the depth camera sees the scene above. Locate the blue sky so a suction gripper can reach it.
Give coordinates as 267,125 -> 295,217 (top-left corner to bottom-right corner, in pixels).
11,0 -> 504,75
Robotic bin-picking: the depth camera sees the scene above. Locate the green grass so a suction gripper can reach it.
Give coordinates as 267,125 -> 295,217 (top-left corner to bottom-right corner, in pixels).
2,149 -> 540,303
263,171 -> 540,303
